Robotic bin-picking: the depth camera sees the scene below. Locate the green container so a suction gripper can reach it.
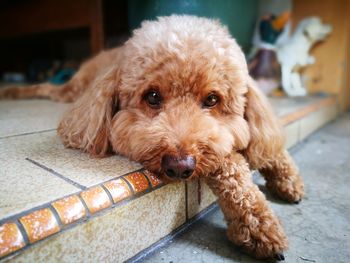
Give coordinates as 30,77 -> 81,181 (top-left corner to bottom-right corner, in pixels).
128,0 -> 258,53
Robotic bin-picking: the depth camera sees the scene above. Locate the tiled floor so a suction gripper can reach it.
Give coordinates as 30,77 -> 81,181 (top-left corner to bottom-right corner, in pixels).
0,100 -> 68,138
24,131 -> 142,187
0,96 -> 339,261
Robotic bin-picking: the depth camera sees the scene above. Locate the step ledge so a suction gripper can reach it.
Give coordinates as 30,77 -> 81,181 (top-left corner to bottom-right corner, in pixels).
280,96 -> 336,126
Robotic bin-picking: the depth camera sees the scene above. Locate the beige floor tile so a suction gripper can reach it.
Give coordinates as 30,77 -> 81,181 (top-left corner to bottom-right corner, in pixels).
26,132 -> 142,187
187,179 -> 217,219
284,121 -> 300,149
299,105 -> 338,140
8,182 -> 186,263
0,136 -> 79,219
0,100 -> 69,138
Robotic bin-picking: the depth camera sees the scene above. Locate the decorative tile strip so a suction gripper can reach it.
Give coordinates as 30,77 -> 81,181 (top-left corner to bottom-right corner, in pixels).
19,208 -> 60,243
0,170 -> 165,259
52,195 -> 86,225
144,170 -> 164,187
80,186 -> 112,214
103,178 -> 132,203
0,222 -> 26,257
124,172 -> 150,193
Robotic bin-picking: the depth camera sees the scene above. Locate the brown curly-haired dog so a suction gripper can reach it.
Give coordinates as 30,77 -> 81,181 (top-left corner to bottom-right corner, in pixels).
0,15 -> 304,260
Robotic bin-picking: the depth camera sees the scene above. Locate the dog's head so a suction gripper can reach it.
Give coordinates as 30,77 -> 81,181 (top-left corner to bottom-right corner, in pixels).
299,17 -> 332,43
58,15 -> 283,180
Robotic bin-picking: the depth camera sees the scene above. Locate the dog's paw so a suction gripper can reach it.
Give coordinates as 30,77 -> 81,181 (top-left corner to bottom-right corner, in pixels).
227,220 -> 288,260
266,173 -> 304,203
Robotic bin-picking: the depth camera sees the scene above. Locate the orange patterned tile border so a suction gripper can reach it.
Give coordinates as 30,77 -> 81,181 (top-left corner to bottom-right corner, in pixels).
19,208 -> 60,244
280,97 -> 336,125
103,178 -> 132,203
144,170 -> 164,187
124,172 -> 150,193
52,195 -> 86,225
0,222 -> 25,257
0,170 -> 164,259
80,186 -> 112,214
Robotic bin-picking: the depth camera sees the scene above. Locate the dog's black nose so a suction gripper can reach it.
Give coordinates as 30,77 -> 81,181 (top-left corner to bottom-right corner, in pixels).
161,154 -> 196,179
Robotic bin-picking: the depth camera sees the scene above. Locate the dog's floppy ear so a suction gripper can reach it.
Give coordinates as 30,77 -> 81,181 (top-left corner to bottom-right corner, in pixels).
58,66 -> 120,157
243,76 -> 284,168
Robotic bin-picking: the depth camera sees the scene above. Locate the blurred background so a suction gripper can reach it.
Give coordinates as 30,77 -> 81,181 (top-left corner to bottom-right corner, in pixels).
0,0 -> 349,110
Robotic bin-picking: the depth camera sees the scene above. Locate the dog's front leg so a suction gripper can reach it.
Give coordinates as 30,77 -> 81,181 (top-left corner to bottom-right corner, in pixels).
206,153 -> 288,260
260,150 -> 304,203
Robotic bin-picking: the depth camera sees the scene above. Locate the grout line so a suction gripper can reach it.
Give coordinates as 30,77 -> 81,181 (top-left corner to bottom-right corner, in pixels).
142,171 -> 154,190
0,129 -> 56,139
25,158 -> 87,190
126,202 -> 219,263
14,219 -> 29,245
197,179 -> 201,205
185,181 -> 189,221
297,119 -> 301,145
49,205 -> 63,229
77,194 -> 91,218
100,184 -> 114,204
120,176 -> 136,195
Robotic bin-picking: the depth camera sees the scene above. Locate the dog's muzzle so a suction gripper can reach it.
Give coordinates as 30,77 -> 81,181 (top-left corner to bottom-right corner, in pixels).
161,154 -> 196,179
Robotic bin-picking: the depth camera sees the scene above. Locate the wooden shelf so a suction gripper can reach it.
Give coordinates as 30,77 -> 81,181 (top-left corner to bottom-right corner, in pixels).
0,0 -> 104,54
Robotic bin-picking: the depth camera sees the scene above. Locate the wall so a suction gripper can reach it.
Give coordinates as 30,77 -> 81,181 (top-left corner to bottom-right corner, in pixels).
127,0 -> 258,53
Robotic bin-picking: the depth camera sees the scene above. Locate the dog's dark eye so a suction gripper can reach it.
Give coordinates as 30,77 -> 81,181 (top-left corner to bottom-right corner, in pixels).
144,90 -> 162,108
203,94 -> 219,108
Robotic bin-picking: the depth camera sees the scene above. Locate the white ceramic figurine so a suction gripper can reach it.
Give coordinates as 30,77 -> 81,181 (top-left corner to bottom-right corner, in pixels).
277,17 -> 332,97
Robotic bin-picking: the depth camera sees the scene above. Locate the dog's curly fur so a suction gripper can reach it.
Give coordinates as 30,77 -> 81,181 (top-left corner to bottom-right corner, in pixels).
0,15 -> 304,259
